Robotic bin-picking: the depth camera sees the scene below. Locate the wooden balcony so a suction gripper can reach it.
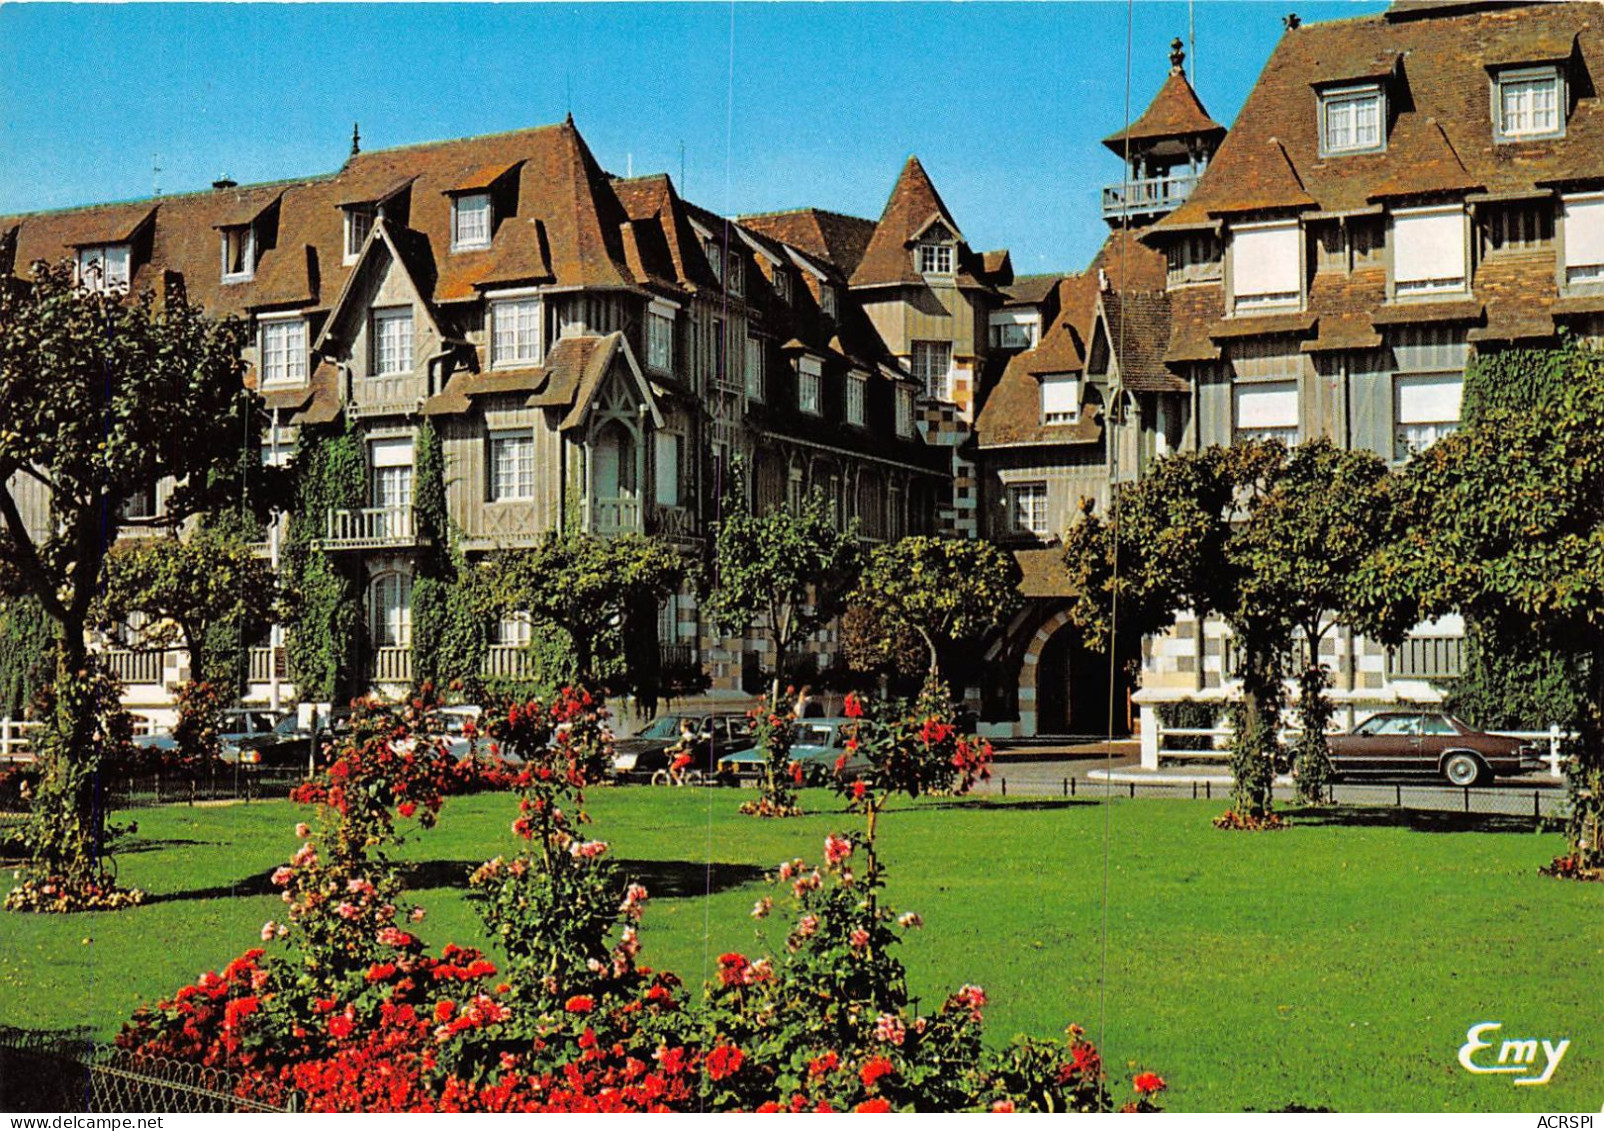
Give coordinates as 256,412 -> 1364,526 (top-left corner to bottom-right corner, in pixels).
589,497 -> 642,536
371,646 -> 413,684
102,649 -> 166,686
1387,635 -> 1464,681
321,506 -> 419,550
645,503 -> 700,542
1101,172 -> 1198,220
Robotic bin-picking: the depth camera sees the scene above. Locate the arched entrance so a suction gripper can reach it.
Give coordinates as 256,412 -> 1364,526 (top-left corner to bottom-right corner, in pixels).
1021,610 -> 1129,738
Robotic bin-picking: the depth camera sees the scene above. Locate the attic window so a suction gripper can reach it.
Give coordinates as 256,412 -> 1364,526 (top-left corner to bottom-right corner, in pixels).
1040,374 -> 1080,425
221,225 -> 255,283
705,240 -> 724,285
917,243 -> 954,276
797,357 -> 823,416
452,193 -> 492,250
1392,205 -> 1467,296
989,310 -> 1040,350
1319,85 -> 1385,156
895,386 -> 915,437
727,252 -> 745,296
344,207 -> 374,264
1494,67 -> 1563,142
819,284 -> 838,319
773,270 -> 791,304
1229,220 -> 1301,312
491,297 -> 543,367
846,373 -> 867,426
1167,233 -> 1222,287
75,244 -> 130,293
259,316 -> 308,386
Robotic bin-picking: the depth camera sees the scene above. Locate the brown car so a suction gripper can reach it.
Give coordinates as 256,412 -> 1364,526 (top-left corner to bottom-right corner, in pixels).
1327,711 -> 1548,786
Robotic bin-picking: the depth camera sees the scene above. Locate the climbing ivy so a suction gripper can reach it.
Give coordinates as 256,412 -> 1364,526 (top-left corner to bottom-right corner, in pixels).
0,596 -> 53,719
410,420 -> 486,691
282,419 -> 366,703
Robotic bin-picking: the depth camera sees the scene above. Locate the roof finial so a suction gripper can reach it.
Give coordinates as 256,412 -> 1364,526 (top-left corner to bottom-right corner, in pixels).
351,122 -> 361,157
1169,37 -> 1186,75
1283,12 -> 1301,30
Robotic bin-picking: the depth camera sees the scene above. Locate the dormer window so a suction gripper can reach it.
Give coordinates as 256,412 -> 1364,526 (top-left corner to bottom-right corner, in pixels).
727,252 -> 745,297
646,299 -> 676,373
491,296 -> 544,368
705,239 -> 724,286
259,316 -> 308,386
819,284 -> 837,319
1229,220 -> 1301,313
1040,374 -> 1080,425
1319,84 -> 1385,156
452,193 -> 492,250
895,386 -> 915,437
75,244 -> 130,293
773,270 -> 791,304
797,357 -> 822,416
917,243 -> 953,275
344,207 -> 374,264
221,225 -> 255,282
846,373 -> 867,426
372,308 -> 414,376
1494,66 -> 1563,142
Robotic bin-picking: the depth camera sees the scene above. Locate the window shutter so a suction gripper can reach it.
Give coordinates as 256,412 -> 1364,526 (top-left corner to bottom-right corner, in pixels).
1040,376 -> 1079,419
654,433 -> 679,507
1564,196 -> 1604,269
1233,381 -> 1299,428
1394,373 -> 1462,425
1393,209 -> 1465,284
1231,223 -> 1301,299
370,438 -> 414,468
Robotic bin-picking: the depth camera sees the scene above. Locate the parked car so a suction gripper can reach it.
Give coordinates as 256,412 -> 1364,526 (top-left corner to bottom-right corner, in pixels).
1327,711 -> 1549,786
716,718 -> 871,786
220,710 -> 313,769
613,714 -> 756,779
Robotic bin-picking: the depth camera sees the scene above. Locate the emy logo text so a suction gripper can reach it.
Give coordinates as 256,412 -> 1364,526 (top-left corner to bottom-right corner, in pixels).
1458,1022 -> 1570,1086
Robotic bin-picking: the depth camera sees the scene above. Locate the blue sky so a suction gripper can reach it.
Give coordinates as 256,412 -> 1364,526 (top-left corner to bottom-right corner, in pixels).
0,2 -> 1388,273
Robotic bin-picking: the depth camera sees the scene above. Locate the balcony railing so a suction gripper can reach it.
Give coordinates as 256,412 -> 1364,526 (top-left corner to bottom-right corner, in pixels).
371,646 -> 413,684
1101,172 -> 1199,220
482,644 -> 536,680
248,646 -> 288,684
646,503 -> 699,541
322,506 -> 417,550
589,497 -> 642,536
1387,635 -> 1464,681
103,649 -> 166,686
659,643 -> 698,670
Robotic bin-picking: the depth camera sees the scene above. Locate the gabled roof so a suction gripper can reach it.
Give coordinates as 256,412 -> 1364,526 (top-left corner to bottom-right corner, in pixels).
849,156 -> 973,288
1366,117 -> 1482,200
739,208 -> 878,275
1102,68 -> 1227,154
314,216 -> 445,352
1100,290 -> 1185,393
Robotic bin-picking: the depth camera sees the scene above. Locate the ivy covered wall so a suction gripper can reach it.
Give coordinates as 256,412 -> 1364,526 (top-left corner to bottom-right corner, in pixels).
0,596 -> 53,718
410,419 -> 486,690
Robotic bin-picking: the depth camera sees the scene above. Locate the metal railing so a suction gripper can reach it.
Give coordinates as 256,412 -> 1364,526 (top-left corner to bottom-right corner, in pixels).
590,497 -> 641,535
322,505 -> 416,548
1101,172 -> 1199,219
102,649 -> 166,686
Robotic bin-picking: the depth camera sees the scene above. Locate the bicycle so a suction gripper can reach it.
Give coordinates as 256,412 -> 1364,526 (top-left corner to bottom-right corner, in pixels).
650,749 -> 703,787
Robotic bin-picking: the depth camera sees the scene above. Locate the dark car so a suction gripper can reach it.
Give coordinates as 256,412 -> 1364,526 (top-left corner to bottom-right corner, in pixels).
1327,711 -> 1548,786
221,710 -> 315,770
612,714 -> 756,780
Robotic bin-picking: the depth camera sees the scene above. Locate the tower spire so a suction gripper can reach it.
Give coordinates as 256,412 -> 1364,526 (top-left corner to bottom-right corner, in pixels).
1169,37 -> 1186,76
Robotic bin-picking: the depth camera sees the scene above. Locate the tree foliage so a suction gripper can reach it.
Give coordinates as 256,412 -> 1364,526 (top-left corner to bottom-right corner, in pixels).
711,489 -> 863,704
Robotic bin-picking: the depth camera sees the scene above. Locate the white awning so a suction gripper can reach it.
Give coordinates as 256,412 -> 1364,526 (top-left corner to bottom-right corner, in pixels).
1563,194 -> 1604,268
370,437 -> 414,467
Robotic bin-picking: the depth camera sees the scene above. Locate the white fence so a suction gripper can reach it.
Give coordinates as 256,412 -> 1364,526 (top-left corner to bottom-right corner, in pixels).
1144,717 -> 1572,778
1,719 -> 43,762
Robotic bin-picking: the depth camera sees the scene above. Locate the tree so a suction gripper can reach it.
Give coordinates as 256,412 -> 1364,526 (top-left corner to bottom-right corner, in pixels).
1356,339 -> 1604,876
850,536 -> 1023,695
710,488 -> 863,705
0,260 -> 255,904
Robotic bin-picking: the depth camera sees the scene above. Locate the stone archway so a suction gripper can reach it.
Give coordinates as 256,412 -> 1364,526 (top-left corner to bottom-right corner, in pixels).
1019,610 -> 1125,738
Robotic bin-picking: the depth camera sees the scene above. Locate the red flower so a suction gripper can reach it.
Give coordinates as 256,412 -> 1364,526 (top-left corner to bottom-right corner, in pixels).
860,1056 -> 895,1089
327,1013 -> 354,1039
844,693 -> 864,719
706,1043 -> 745,1081
853,780 -> 867,800
435,1000 -> 456,1023
1133,1072 -> 1167,1095
855,1098 -> 892,1112
809,1051 -> 839,1076
398,801 -> 417,818
565,995 -> 595,1014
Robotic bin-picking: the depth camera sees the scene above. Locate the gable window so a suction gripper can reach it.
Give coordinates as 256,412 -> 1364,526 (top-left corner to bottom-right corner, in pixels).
1394,372 -> 1462,461
344,207 -> 374,264
1040,374 -> 1080,425
1392,206 -> 1467,296
1495,67 -> 1563,142
911,340 -> 953,400
727,252 -> 745,297
1005,482 -> 1049,537
819,284 -> 838,319
846,374 -> 867,426
491,297 -> 543,367
797,357 -> 822,416
221,226 -> 255,282
917,243 -> 954,276
372,308 -> 414,375
989,310 -> 1041,350
705,240 -> 724,286
1562,194 -> 1604,287
744,335 -> 764,401
646,301 -> 675,372
452,193 -> 492,250
259,317 -> 308,386
489,432 -> 534,501
1320,85 -> 1385,155
773,270 -> 791,304
895,386 -> 915,437
76,244 -> 130,293
1233,380 -> 1299,445
654,432 -> 680,507
1229,221 -> 1301,312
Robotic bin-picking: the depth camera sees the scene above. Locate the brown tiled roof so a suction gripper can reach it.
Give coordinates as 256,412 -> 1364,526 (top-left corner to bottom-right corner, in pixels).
525,335 -> 611,409
1000,273 -> 1062,306
1210,311 -> 1319,339
1102,290 -> 1185,393
849,156 -> 971,288
294,361 -> 342,426
1468,249 -> 1561,339
738,208 -> 877,275
1088,225 -> 1171,292
1014,548 -> 1080,599
1102,70 -> 1227,154
1301,313 -> 1384,352
1370,298 -> 1485,324
1163,285 -> 1225,363
1365,117 -> 1482,200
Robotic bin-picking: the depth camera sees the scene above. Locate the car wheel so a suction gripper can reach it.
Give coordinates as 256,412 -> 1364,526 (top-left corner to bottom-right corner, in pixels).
1443,752 -> 1487,787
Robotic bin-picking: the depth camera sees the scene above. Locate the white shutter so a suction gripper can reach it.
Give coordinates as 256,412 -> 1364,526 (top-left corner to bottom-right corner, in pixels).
1564,195 -> 1604,269
1040,376 -> 1079,419
1230,223 -> 1301,300
1393,208 -> 1465,285
1395,374 -> 1462,425
1234,381 -> 1299,428
654,433 -> 679,506
370,438 -> 414,468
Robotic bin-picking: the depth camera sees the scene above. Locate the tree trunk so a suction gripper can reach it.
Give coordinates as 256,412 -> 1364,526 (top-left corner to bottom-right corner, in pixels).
1568,636 -> 1604,872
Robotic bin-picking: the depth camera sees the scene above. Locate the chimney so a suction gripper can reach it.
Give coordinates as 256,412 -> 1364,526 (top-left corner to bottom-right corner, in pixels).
212,175 -> 237,191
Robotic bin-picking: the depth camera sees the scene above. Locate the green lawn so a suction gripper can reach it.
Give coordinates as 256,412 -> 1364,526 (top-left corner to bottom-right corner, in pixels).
1,788 -> 1599,1112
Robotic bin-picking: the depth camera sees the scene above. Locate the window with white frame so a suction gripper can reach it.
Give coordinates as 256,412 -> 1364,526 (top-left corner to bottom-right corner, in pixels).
221,226 -> 255,282
1230,221 -> 1301,311
1040,374 -> 1080,425
369,572 -> 412,648
259,318 -> 308,386
819,285 -> 837,319
895,386 -> 915,437
370,438 -> 414,511
489,432 -> 534,501
1394,372 -> 1462,461
744,336 -> 764,401
989,310 -> 1041,350
846,374 -> 867,426
75,244 -> 130,293
646,302 -> 675,372
496,612 -> 533,647
1233,380 -> 1299,445
797,357 -> 822,415
911,340 -> 953,400
1392,206 -> 1467,296
1563,194 -> 1604,286
918,243 -> 954,275
452,193 -> 492,249
727,252 -> 744,296
1320,85 -> 1385,155
654,432 -> 680,506
121,484 -> 158,521
491,297 -> 542,367
1495,67 -> 1563,141
344,207 -> 374,263
372,308 -> 414,375
1006,482 -> 1049,537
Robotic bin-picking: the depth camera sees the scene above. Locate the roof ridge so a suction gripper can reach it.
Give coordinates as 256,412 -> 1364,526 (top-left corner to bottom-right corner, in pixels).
350,121 -> 566,161
0,172 -> 334,224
